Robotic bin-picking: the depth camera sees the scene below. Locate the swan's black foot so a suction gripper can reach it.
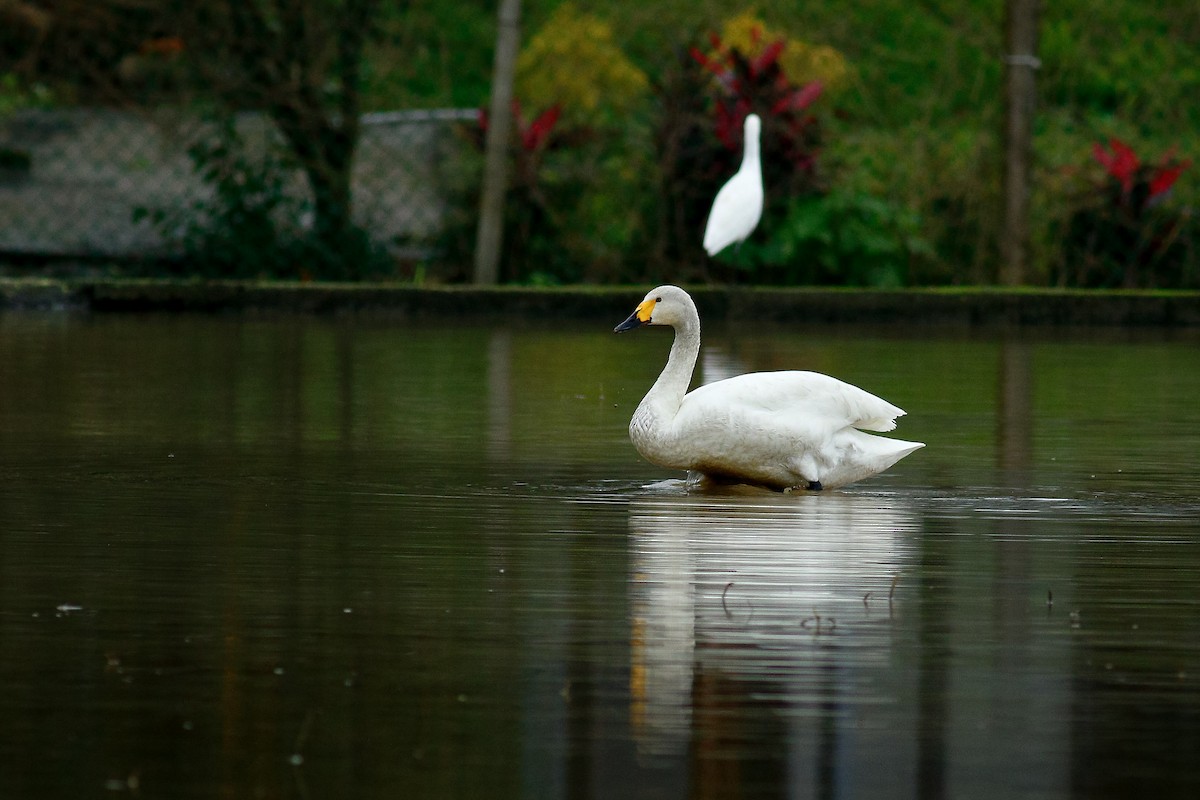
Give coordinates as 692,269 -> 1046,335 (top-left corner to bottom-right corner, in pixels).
806,481 -> 824,491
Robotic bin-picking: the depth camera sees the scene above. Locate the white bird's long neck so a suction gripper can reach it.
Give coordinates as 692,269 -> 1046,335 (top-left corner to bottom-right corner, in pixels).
644,317 -> 700,416
741,126 -> 760,170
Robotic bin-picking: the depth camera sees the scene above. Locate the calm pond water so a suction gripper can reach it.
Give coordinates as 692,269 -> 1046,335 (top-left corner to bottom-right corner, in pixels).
1,312 -> 1199,799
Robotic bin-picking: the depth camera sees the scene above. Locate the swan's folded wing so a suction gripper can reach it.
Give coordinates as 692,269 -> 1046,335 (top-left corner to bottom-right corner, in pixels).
684,370 -> 906,433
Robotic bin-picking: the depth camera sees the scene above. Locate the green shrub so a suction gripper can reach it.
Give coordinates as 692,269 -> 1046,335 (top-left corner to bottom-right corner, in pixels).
1053,138 -> 1195,288
135,117 -> 387,280
732,188 -> 934,286
432,5 -> 654,285
653,16 -> 834,280
369,1 -> 1200,286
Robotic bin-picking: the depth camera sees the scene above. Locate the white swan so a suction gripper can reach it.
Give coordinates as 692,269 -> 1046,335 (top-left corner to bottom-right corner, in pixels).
703,113 -> 764,256
614,285 -> 923,490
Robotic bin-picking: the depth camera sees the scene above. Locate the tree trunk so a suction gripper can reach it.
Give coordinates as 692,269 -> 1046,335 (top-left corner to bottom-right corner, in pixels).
1000,0 -> 1041,285
474,0 -> 522,285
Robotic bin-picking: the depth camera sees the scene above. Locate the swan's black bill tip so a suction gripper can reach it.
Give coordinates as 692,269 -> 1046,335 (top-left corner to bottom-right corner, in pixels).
614,312 -> 644,333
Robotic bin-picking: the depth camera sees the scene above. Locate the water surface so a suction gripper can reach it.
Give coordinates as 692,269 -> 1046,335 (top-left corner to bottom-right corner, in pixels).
1,313 -> 1199,798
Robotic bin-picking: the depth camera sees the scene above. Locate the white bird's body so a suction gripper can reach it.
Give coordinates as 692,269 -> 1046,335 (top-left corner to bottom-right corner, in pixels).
614,285 -> 923,490
703,114 -> 764,256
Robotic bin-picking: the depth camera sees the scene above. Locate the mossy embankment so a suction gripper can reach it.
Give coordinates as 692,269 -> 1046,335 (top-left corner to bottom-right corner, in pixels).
3,277 -> 1200,328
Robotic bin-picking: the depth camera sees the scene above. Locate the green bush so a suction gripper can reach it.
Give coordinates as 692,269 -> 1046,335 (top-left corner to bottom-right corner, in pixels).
261,1 -> 1200,286
1053,138 -> 1195,288
733,188 -> 934,286
652,16 -> 833,281
173,1 -> 1200,286
135,117 -> 388,280
431,5 -> 654,285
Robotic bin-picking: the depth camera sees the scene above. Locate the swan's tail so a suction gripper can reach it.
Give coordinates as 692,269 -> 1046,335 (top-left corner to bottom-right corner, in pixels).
862,437 -> 924,474
813,434 -> 924,490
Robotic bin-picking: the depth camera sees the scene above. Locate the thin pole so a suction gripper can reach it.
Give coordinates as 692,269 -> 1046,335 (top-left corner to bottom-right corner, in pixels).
473,0 -> 522,285
999,0 -> 1041,285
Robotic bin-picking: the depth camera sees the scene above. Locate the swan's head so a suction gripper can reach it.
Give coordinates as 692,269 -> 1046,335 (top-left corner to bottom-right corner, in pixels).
614,285 -> 697,332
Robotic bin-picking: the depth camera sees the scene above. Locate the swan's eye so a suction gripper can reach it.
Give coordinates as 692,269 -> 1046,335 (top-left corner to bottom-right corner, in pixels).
655,296 -> 662,303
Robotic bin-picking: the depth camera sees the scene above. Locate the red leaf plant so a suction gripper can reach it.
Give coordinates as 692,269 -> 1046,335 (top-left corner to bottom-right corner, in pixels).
1093,137 -> 1191,207
1092,138 -> 1139,194
477,100 -> 563,153
1059,138 -> 1193,288
688,27 -> 824,173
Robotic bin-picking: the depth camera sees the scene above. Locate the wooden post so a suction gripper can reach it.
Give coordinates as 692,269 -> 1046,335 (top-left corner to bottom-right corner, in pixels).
473,0 -> 522,285
1000,0 -> 1041,285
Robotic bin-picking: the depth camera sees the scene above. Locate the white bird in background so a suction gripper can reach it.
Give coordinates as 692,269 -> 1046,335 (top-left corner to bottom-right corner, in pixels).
614,285 -> 923,491
702,113 -> 764,256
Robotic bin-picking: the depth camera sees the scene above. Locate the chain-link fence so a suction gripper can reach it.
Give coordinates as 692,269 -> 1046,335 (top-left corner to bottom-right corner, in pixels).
0,106 -> 476,263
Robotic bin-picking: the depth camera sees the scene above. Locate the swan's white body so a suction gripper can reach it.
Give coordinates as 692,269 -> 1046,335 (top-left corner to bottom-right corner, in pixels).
703,114 -> 764,256
614,285 -> 923,490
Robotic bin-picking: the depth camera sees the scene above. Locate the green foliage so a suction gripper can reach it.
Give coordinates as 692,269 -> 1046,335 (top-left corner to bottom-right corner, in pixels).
1052,139 -> 1195,288
135,117 -> 387,280
434,114 -> 656,285
19,0 -> 1199,285
509,4 -> 654,282
360,0 -> 516,110
0,73 -> 52,116
515,3 -> 650,128
432,5 -> 655,285
1040,3 -> 1200,127
0,73 -> 51,175
827,123 -> 1001,284
276,0 -> 1200,286
653,16 -> 836,280
734,188 -> 934,287
716,13 -> 851,92
135,119 -> 305,278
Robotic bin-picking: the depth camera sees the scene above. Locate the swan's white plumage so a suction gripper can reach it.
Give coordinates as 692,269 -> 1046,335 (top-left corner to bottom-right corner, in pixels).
614,285 -> 923,490
703,114 -> 763,256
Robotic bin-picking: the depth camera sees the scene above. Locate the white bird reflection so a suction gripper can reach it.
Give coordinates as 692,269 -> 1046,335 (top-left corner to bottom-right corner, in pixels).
629,490 -> 919,757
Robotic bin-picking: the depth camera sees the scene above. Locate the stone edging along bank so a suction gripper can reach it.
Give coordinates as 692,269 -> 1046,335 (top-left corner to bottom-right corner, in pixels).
3,277 -> 1200,327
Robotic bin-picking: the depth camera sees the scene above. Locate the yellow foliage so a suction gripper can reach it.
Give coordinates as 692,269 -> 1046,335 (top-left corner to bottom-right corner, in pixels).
515,4 -> 649,125
718,12 -> 850,91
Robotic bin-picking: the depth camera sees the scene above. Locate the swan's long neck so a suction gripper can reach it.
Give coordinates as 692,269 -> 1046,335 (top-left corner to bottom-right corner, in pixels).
628,295 -> 701,466
644,315 -> 700,417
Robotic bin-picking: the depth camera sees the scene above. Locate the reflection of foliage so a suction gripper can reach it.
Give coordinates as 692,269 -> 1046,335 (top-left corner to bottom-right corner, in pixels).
135,118 -> 384,280
1056,138 -> 1194,288
515,3 -> 649,128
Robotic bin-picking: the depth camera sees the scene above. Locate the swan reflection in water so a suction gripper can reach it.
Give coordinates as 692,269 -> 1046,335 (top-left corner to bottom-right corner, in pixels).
629,488 -> 919,764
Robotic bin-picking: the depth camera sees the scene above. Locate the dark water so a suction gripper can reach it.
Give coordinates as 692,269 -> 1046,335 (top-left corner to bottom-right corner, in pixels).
1,313 -> 1199,799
